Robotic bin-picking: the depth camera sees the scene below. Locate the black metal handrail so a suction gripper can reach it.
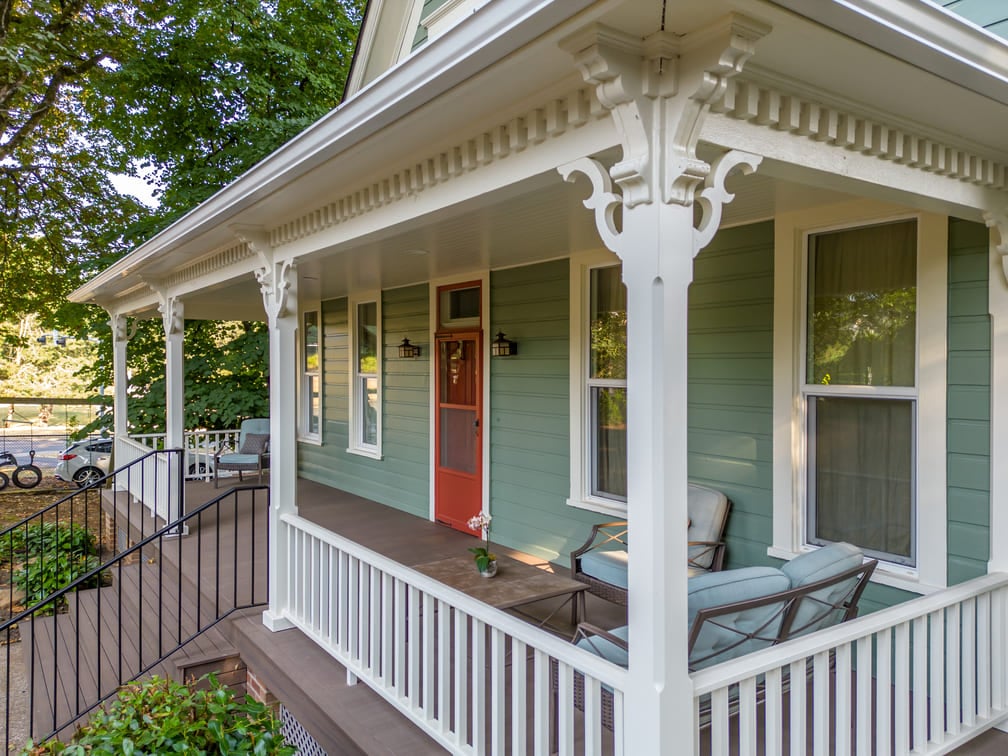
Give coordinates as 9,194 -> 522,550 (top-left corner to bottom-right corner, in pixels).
1,483 -> 269,751
0,447 -> 186,622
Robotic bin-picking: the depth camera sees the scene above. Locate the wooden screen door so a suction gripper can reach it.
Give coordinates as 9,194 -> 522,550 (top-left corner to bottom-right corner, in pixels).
434,332 -> 483,533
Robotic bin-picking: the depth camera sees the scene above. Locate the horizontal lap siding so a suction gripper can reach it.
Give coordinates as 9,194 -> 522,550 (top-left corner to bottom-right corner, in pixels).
298,287 -> 431,517
688,221 -> 775,569
488,261 -> 600,564
946,218 -> 991,585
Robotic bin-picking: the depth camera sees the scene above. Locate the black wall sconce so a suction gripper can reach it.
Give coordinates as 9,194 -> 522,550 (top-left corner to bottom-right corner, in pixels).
398,337 -> 421,359
491,331 -> 517,357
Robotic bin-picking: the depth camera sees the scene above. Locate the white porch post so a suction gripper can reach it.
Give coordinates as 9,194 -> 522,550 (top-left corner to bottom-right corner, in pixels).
110,313 -> 130,440
560,17 -> 767,751
159,296 -> 185,451
241,226 -> 299,632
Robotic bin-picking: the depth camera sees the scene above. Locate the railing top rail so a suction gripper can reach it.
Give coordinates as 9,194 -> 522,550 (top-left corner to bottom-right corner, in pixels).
691,570 -> 1008,695
0,483 -> 268,634
282,511 -> 630,689
0,447 -> 185,541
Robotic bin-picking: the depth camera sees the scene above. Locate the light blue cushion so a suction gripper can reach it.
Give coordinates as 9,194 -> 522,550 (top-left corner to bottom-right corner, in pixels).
575,625 -> 629,667
687,566 -> 792,670
217,453 -> 262,466
781,542 -> 864,637
579,550 -> 628,589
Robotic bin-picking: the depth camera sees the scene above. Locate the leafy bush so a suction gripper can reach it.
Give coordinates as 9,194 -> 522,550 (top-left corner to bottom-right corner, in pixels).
23,675 -> 294,755
5,522 -> 101,607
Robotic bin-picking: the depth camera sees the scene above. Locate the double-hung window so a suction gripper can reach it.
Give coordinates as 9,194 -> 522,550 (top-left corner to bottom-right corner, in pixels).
570,256 -> 628,514
803,220 -> 918,566
301,310 -> 321,442
349,298 -> 381,457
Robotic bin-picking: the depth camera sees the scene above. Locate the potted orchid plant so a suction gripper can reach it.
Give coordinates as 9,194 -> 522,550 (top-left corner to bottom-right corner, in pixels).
467,511 -> 497,577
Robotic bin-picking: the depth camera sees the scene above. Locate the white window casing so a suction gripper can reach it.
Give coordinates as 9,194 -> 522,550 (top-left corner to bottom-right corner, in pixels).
348,293 -> 382,459
771,200 -> 948,593
299,307 -> 322,444
568,250 -> 628,517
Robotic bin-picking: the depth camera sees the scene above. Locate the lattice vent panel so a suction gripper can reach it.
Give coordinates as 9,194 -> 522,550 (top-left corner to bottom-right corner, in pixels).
280,704 -> 326,756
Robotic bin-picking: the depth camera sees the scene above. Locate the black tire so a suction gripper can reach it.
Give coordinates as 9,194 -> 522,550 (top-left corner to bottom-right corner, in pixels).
188,462 -> 208,476
12,464 -> 42,489
72,466 -> 103,489
0,471 -> 7,491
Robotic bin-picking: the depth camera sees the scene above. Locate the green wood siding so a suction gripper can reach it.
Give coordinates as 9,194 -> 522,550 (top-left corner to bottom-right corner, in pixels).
487,260 -> 602,564
688,221 -> 775,570
946,218 -> 991,585
298,286 -> 431,517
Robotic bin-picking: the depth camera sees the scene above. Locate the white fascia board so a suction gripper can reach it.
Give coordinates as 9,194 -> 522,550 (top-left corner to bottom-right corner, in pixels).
768,0 -> 1008,104
70,0 -> 600,305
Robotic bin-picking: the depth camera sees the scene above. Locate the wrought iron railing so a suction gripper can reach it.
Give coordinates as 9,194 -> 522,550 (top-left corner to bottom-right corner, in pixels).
1,483 -> 269,751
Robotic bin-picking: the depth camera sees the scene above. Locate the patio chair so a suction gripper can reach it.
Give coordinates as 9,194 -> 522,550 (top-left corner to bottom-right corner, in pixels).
563,542 -> 877,733
570,483 -> 731,609
213,418 -> 270,487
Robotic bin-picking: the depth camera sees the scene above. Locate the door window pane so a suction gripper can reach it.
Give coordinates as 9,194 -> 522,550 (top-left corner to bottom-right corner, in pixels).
440,407 -> 477,474
808,396 -> 914,563
439,340 -> 477,406
807,220 -> 916,386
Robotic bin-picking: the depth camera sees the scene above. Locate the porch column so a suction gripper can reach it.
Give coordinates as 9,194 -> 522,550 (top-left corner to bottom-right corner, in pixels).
560,17 -> 767,752
159,296 -> 185,451
985,213 -> 1008,574
110,313 -> 130,440
241,225 -> 299,632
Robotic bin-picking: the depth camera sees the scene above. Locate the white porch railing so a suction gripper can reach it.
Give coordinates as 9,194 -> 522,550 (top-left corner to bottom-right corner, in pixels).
279,513 -> 629,755
131,429 -> 241,481
691,572 -> 1008,755
113,435 -> 182,523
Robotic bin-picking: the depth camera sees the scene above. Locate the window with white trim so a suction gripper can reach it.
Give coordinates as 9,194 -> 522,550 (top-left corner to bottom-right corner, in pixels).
772,205 -> 947,591
300,310 -> 321,442
349,298 -> 381,457
803,220 -> 917,565
569,255 -> 628,515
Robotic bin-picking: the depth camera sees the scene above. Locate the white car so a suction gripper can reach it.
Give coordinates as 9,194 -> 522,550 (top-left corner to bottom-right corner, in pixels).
55,438 -> 113,487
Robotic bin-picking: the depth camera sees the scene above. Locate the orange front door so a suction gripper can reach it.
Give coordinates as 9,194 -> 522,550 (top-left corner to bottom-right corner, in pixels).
434,332 -> 482,533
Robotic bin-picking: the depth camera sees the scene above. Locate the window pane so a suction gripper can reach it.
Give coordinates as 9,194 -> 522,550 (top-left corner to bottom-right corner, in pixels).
361,376 -> 378,446
591,387 -> 627,500
590,266 -> 627,380
808,396 -> 914,563
807,220 -> 916,386
439,340 -> 477,406
357,302 -> 377,374
439,407 -> 477,474
308,374 -> 321,436
303,311 -> 319,372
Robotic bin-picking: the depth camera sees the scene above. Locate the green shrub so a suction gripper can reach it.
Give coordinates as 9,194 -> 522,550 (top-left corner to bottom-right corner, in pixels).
5,522 -> 102,608
23,675 -> 293,755
13,552 -> 103,607
1,522 -> 97,566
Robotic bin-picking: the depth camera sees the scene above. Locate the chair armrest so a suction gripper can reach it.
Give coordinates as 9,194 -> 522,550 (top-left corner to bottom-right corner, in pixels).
687,539 -> 727,572
573,622 -> 629,652
570,521 -> 628,573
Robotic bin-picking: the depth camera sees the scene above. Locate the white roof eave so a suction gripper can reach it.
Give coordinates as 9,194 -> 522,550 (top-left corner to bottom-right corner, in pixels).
70,0 -> 602,306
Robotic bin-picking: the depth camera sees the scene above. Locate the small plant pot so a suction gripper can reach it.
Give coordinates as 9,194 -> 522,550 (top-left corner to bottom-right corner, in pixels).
479,559 -> 498,578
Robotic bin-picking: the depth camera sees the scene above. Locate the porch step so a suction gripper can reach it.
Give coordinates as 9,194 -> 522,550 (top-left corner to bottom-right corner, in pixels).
231,613 -> 447,756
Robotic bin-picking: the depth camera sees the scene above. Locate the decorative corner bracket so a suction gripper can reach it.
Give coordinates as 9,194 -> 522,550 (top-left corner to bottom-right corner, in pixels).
232,223 -> 296,321
109,312 -> 139,343
158,296 -> 184,337
694,150 -> 762,253
558,157 -> 622,251
983,210 -> 1008,285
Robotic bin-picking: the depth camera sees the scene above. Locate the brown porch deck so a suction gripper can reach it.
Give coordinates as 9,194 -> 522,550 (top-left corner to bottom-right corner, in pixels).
20,476 -> 1008,754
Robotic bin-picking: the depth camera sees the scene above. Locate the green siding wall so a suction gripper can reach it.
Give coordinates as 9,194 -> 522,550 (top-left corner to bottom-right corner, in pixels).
688,221 -> 776,570
298,286 -> 431,517
946,218 -> 991,584
487,260 -> 602,564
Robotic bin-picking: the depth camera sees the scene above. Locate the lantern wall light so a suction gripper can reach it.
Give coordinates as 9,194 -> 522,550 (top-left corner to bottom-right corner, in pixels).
491,331 -> 517,357
398,337 -> 421,359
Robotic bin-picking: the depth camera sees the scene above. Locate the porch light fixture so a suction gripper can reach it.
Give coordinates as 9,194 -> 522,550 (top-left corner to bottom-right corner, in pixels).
491,331 -> 517,357
398,337 -> 421,359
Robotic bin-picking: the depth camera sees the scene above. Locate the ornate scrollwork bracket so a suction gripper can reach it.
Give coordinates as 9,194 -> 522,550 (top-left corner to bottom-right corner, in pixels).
983,209 -> 1008,285
158,296 -> 184,336
232,224 -> 296,321
558,157 -> 622,252
109,313 -> 139,343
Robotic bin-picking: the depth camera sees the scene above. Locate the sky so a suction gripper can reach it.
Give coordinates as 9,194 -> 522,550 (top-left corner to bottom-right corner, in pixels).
109,172 -> 159,207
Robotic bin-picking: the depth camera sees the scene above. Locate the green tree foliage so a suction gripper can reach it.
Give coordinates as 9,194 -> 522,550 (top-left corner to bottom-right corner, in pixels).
0,316 -> 99,397
85,319 -> 269,434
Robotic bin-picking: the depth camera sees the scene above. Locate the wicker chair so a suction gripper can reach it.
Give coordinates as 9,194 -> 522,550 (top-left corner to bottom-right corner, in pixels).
213,418 -> 270,487
570,483 -> 732,610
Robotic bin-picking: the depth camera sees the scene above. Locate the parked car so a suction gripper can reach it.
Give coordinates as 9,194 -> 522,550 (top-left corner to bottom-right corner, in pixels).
55,438 -> 113,488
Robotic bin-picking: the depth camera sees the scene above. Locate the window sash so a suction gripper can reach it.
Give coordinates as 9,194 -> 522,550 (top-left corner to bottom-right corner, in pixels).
350,298 -> 380,454
300,310 -> 321,440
